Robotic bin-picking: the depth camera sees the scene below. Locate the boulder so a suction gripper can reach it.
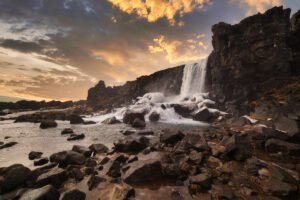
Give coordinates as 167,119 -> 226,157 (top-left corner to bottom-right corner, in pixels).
72,145 -> 92,157
175,133 -> 210,152
189,173 -> 213,190
68,168 -> 84,182
87,175 -> 106,191
265,139 -> 300,156
88,143 -> 109,154
67,133 -> 85,141
222,134 -> 252,161
70,114 -> 84,124
34,158 -> 49,166
36,168 -> 68,187
192,108 -> 212,122
172,104 -> 192,118
123,159 -> 162,184
262,178 -> 298,198
160,130 -> 184,145
29,151 -> 43,160
0,141 -> 17,149
274,115 -> 300,142
0,164 -> 31,193
83,121 -> 96,125
149,111 -> 160,122
61,128 -> 74,135
40,120 -> 57,129
132,118 -> 146,129
19,185 -> 59,200
50,151 -> 86,167
114,138 -> 147,154
123,111 -> 145,125
60,189 -> 86,200
102,117 -> 121,124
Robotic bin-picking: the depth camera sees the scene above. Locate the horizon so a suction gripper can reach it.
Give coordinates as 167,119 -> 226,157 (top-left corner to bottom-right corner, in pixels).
0,0 -> 299,101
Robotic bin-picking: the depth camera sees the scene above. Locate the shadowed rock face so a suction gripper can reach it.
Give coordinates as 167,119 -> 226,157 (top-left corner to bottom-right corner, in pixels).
87,65 -> 184,109
206,6 -> 300,116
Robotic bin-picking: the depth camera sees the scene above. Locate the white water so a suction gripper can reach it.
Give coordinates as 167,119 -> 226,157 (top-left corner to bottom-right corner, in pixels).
85,58 -> 225,125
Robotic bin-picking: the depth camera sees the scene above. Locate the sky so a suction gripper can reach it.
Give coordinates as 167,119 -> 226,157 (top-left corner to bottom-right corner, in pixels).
0,0 -> 299,101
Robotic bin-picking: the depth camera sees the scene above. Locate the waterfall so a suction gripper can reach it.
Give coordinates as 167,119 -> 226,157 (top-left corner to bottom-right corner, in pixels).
180,59 -> 207,98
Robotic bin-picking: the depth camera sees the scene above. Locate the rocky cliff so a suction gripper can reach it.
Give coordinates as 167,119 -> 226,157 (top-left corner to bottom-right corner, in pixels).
87,65 -> 184,110
206,6 -> 300,117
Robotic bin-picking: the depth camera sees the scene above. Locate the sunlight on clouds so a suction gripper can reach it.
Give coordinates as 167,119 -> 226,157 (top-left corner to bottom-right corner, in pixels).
149,35 -> 208,63
231,0 -> 283,15
107,0 -> 212,25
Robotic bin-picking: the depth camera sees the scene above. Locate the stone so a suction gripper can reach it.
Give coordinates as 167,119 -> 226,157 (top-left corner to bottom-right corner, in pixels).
36,168 -> 68,187
83,121 -> 96,125
114,138 -> 147,154
222,134 -> 252,161
123,159 -> 162,184
265,138 -> 300,156
40,120 -> 58,129
123,111 -> 145,125
172,104 -> 192,118
67,133 -> 85,141
29,151 -> 43,160
70,114 -> 84,124
149,111 -> 160,122
175,133 -> 210,152
99,157 -> 110,165
211,185 -> 234,200
19,185 -> 59,200
87,175 -> 106,191
193,107 -> 212,122
274,115 -> 300,142
188,151 -> 203,165
160,130 -> 184,145
61,128 -> 74,135
50,151 -> 86,167
0,164 -> 31,193
34,157 -> 49,166
262,178 -> 298,198
137,130 -> 154,136
72,145 -> 92,157
0,141 -> 18,149
60,189 -> 86,200
132,118 -> 146,128
85,158 -> 97,168
102,116 -> 121,124
68,168 -> 84,182
189,173 -> 213,190
89,143 -> 109,154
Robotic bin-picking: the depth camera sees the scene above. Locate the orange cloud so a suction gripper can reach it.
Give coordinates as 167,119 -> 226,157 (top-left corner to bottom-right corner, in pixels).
231,0 -> 283,15
107,0 -> 212,25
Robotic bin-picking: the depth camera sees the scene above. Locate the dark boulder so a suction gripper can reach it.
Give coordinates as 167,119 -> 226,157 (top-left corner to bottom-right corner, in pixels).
175,133 -> 210,152
40,120 -> 57,129
192,108 -> 212,122
87,175 -> 106,191
83,121 -> 96,125
61,128 -> 74,135
123,111 -> 145,125
72,145 -> 92,157
262,178 -> 298,198
88,143 -> 109,154
172,104 -> 192,118
67,133 -> 85,141
114,138 -> 147,154
60,189 -> 86,200
49,151 -> 86,167
70,114 -> 84,124
102,117 -> 121,124
68,168 -> 84,182
19,185 -> 59,200
189,173 -> 213,190
29,151 -> 43,160
149,111 -> 160,122
123,159 -> 162,184
222,134 -> 252,161
34,157 -> 49,166
36,168 -> 68,187
265,138 -> 300,156
0,141 -> 18,149
132,118 -> 146,129
160,130 -> 184,145
0,164 -> 31,193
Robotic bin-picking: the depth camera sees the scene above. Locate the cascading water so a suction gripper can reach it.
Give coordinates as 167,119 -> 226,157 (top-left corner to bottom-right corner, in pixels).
180,59 -> 207,98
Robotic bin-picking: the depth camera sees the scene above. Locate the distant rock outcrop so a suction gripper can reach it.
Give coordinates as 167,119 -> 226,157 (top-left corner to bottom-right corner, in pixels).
87,65 -> 184,110
206,6 -> 300,117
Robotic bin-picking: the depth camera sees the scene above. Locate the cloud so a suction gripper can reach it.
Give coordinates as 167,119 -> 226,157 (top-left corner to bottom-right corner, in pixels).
231,0 -> 283,15
1,39 -> 44,53
107,0 -> 212,25
149,35 -> 208,63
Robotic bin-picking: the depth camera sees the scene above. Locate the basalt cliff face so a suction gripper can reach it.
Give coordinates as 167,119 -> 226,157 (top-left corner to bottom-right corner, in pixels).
87,65 -> 184,110
206,6 -> 300,117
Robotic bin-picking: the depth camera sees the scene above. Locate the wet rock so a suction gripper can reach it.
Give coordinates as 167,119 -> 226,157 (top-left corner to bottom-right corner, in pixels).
106,155 -> 128,178
193,107 -> 212,122
211,185 -> 234,200
132,118 -> 146,129
72,145 -> 92,157
102,116 -> 121,124
137,130 -> 154,136
149,111 -> 160,122
114,138 -> 147,154
175,133 -> 209,152
222,134 -> 252,161
0,164 -> 31,193
50,151 -> 86,167
274,115 -> 300,142
36,168 -> 67,187
172,104 -> 192,118
84,167 -> 96,175
29,151 -> 43,160
34,157 -> 49,166
265,138 -> 300,156
245,158 -> 268,176
70,114 -> 84,124
189,173 -> 213,190
83,121 -> 96,125
262,178 -> 298,198
85,158 -> 97,168
87,175 -> 106,190
0,141 -> 18,149
122,130 -> 136,136
252,126 -> 290,141
67,133 -> 85,141
89,143 -> 109,154
19,185 -> 59,200
60,189 -> 86,200
68,168 -> 84,182
40,120 -> 57,129
160,130 -> 184,145
61,128 -> 74,135
123,111 -> 145,125
123,159 -> 162,184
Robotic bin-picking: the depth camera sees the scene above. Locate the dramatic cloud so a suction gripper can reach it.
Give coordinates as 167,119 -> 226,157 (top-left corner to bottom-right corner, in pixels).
231,0 -> 283,15
107,0 -> 212,25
